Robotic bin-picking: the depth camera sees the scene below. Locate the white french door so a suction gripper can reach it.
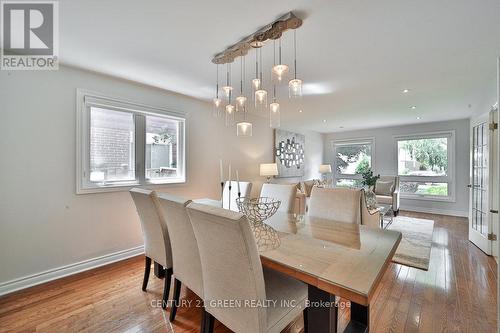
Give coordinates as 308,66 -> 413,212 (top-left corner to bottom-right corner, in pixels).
469,109 -> 498,255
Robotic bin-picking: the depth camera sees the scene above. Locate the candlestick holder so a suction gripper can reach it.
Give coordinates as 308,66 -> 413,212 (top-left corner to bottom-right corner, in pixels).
220,182 -> 224,203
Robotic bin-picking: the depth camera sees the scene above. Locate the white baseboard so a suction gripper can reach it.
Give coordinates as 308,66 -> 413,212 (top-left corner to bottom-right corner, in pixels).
400,205 -> 469,218
0,245 -> 144,297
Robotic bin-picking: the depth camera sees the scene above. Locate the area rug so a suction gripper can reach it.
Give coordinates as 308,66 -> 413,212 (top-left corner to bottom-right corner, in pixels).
387,216 -> 434,270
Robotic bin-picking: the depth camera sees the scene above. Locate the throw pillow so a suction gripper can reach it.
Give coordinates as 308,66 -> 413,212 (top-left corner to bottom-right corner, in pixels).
303,180 -> 316,197
375,180 -> 394,196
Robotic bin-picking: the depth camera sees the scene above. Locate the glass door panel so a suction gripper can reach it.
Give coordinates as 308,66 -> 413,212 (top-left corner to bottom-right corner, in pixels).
472,123 -> 488,236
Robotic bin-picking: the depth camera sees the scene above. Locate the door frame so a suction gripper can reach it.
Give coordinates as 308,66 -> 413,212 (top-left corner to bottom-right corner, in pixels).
469,113 -> 493,254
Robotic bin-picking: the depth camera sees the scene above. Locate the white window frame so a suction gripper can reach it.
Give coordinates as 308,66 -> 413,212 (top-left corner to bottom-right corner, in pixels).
394,130 -> 455,202
332,138 -> 375,185
76,89 -> 186,194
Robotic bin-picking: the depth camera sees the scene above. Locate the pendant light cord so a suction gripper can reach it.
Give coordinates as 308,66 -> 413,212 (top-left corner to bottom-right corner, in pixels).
294,30 -> 297,79
240,56 -> 243,94
216,64 -> 219,98
259,48 -> 263,83
273,39 -> 276,66
279,37 -> 282,64
255,48 -> 258,79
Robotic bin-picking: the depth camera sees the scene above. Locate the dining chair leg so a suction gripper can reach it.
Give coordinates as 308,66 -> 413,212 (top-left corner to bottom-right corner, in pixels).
202,309 -> 214,333
200,309 -> 206,333
303,307 -> 309,333
169,278 -> 182,321
162,268 -> 173,309
154,261 -> 165,278
142,257 -> 151,291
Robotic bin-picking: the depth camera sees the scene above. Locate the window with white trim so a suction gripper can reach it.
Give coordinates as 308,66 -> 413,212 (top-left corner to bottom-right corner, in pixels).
396,131 -> 454,201
333,139 -> 374,187
76,90 -> 186,194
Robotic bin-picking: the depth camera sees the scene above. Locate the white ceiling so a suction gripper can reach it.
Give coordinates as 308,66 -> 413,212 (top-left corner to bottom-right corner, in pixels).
60,0 -> 500,133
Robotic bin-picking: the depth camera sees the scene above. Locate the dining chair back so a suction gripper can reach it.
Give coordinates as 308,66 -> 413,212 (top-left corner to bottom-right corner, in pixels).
130,188 -> 172,270
222,181 -> 252,212
186,202 -> 267,332
260,183 -> 296,213
129,188 -> 173,309
308,187 -> 362,223
155,193 -> 204,322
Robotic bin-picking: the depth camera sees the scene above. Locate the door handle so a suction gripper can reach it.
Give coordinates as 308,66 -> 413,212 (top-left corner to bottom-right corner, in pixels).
490,209 -> 499,214
467,184 -> 472,188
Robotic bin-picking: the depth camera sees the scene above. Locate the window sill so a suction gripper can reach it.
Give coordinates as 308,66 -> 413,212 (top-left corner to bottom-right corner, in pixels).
76,178 -> 186,194
400,194 -> 456,203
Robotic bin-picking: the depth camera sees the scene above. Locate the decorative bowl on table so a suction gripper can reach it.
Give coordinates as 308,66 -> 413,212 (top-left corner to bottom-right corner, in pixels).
235,197 -> 281,225
236,197 -> 282,251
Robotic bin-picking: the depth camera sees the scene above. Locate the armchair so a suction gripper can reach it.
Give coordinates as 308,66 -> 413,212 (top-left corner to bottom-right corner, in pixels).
374,176 -> 400,216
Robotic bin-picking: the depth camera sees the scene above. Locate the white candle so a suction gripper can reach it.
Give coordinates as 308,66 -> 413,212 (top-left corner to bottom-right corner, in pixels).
236,170 -> 240,194
228,163 -> 232,183
219,159 -> 223,184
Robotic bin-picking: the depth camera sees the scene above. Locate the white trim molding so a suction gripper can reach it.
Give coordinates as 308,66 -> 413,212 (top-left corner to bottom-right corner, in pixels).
0,246 -> 144,297
331,137 -> 376,185
400,205 -> 468,218
394,130 -> 456,202
76,89 -> 187,194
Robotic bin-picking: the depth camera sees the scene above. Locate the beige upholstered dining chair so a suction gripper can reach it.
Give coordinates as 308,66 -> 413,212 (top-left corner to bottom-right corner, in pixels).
308,187 -> 362,223
222,181 -> 252,212
129,188 -> 173,309
155,193 -> 203,324
186,202 -> 308,333
260,183 -> 296,213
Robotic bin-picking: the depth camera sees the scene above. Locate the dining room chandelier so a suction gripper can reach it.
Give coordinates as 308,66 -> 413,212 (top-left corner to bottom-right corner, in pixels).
211,12 -> 303,137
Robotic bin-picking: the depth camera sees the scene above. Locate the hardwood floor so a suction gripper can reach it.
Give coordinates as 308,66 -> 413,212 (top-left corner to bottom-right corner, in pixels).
0,212 -> 497,333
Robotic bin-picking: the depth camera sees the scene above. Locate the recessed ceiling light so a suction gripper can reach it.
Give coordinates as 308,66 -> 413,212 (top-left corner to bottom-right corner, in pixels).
299,109 -> 303,113
416,116 -> 421,120
323,119 -> 327,123
410,106 -> 417,110
402,89 -> 410,93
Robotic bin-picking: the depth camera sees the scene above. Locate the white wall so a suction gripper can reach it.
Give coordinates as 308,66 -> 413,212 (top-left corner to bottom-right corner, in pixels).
323,119 -> 470,217
0,65 -> 323,292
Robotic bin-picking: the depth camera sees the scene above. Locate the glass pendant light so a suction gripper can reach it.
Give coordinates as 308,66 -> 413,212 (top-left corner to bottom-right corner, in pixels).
213,64 -> 222,117
225,91 -> 235,126
251,47 -> 261,95
272,37 -> 289,82
237,121 -> 253,137
237,102 -> 252,137
237,55 -> 252,137
270,85 -> 280,128
221,63 -> 233,99
289,30 -> 302,98
255,48 -> 267,111
235,56 -> 247,112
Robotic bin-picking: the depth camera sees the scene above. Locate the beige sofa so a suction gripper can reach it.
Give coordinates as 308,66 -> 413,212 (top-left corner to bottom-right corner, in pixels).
374,176 -> 400,216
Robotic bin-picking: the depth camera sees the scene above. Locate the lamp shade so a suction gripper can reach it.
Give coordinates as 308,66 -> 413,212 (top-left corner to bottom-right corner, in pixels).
319,164 -> 332,174
260,163 -> 279,177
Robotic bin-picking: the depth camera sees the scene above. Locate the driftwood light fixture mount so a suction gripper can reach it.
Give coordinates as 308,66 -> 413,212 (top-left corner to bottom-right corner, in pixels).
211,12 -> 302,64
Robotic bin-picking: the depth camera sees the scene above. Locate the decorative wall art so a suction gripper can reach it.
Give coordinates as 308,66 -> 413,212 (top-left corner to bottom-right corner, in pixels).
274,129 -> 305,178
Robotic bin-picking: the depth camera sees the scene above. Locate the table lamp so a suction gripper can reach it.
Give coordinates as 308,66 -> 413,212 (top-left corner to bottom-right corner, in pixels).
260,163 -> 278,183
319,164 -> 332,184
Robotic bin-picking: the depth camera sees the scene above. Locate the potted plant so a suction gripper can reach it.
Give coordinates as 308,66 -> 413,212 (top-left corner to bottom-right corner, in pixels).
361,168 -> 380,191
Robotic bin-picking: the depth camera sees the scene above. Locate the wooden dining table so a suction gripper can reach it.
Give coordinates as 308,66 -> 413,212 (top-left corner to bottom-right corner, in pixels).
194,199 -> 402,333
